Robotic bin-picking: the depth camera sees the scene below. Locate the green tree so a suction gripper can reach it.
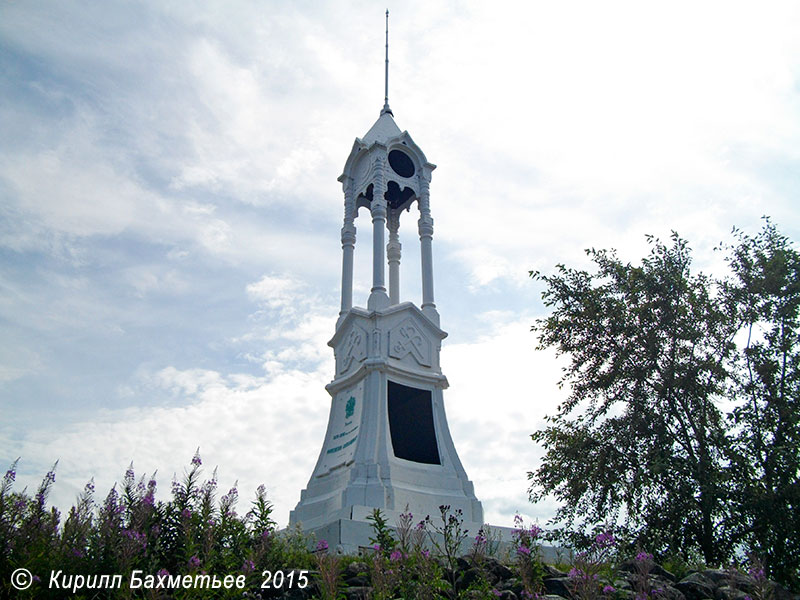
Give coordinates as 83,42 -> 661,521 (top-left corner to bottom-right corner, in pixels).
725,221 -> 800,587
529,221 -> 800,584
529,233 -> 738,563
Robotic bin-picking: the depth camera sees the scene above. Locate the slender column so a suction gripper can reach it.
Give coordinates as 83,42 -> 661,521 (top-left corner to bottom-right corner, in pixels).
387,212 -> 401,305
418,173 -> 438,322
339,179 -> 356,326
371,194 -> 386,294
368,158 -> 390,311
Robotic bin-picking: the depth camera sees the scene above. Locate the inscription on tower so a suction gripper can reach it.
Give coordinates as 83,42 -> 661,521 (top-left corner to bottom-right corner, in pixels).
315,380 -> 363,476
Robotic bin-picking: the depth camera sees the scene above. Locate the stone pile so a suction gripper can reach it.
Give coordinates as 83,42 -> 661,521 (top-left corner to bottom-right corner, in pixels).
269,556 -> 800,600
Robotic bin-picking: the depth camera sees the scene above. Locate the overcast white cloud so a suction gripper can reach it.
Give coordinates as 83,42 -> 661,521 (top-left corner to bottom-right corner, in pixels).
1,0 -> 799,531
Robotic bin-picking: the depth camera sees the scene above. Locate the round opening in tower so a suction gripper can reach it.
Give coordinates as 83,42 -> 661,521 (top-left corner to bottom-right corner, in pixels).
388,149 -> 415,178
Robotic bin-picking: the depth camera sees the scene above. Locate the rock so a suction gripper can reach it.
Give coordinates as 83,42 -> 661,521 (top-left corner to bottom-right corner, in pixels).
457,557 -> 472,571
458,567 -> 484,589
343,586 -> 371,600
772,583 -> 800,600
544,565 -> 569,578
273,585 -> 314,600
503,577 -> 526,597
619,559 -> 677,582
544,577 -> 574,599
496,591 -> 518,600
714,586 -> 750,600
344,561 -> 369,578
653,584 -> 686,600
675,572 -> 715,600
343,575 -> 370,587
612,578 -> 633,591
702,570 -> 755,593
486,557 -> 514,582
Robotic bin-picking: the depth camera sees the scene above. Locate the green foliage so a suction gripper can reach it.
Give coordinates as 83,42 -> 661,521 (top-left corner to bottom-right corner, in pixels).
313,540 -> 343,600
530,232 -> 737,563
0,453 -> 290,599
529,219 -> 800,586
368,513 -> 443,600
511,515 -> 546,596
366,508 -> 396,555
425,504 -> 470,598
724,221 -> 800,588
659,550 -> 704,581
3,455 -> 791,600
271,523 -> 314,570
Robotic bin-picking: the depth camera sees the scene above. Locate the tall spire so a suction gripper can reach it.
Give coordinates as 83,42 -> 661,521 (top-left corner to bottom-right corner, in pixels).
381,9 -> 393,116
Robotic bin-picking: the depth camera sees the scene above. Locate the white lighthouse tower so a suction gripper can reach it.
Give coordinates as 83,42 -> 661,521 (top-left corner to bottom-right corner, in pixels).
290,13 -> 483,550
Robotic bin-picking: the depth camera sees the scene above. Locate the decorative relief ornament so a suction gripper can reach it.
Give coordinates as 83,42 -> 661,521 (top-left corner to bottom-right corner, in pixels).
339,326 -> 367,374
389,318 -> 431,366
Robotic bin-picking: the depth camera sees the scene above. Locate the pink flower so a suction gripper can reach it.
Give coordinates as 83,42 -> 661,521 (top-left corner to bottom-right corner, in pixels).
569,567 -> 584,579
4,467 -> 16,483
594,531 -> 616,548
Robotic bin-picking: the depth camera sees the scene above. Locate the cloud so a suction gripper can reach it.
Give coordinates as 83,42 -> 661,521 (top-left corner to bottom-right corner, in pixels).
4,311 -> 565,530
443,313 -> 569,526
6,364 -> 330,528
1,0 -> 800,540
246,274 -> 305,311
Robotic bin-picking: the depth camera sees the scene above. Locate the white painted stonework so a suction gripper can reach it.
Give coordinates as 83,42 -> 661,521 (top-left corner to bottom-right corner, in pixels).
290,107 -> 484,551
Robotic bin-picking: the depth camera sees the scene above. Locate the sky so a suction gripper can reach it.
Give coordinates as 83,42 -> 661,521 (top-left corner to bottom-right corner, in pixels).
1,1 -> 799,532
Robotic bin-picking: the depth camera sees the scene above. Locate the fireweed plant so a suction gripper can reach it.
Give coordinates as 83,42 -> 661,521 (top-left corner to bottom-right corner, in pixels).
369,508 -> 442,600
512,514 -> 546,598
0,453 -> 313,599
425,504 -> 471,598
367,507 -> 396,556
630,550 -> 666,600
2,458 -> 784,599
312,539 -> 341,600
745,555 -> 774,600
462,526 -> 503,599
568,530 -> 619,600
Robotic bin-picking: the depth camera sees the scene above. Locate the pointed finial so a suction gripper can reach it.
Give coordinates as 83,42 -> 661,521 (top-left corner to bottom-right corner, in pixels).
381,9 -> 393,116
